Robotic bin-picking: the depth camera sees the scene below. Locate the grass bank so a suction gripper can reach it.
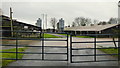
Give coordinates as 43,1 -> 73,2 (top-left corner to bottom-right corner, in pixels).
6,33 -> 61,39
43,33 -> 61,38
58,34 -> 94,38
1,48 -> 26,67
98,47 -> 118,57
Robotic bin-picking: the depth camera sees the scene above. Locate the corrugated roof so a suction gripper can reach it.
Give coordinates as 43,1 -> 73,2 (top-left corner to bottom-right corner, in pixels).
64,24 -> 119,31
1,15 -> 40,28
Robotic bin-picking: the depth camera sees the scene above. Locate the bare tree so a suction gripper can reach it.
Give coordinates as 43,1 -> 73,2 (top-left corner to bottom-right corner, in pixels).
50,18 -> 57,29
108,18 -> 118,24
93,19 -> 99,24
72,22 -> 76,27
118,18 -> 120,24
85,18 -> 92,26
74,17 -> 80,26
74,17 -> 92,26
74,17 -> 85,26
98,21 -> 107,25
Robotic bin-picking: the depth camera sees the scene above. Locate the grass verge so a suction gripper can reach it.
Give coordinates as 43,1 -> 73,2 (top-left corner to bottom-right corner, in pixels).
1,48 -> 26,67
73,35 -> 94,38
98,48 -> 118,57
43,33 -> 61,38
58,34 -> 94,38
5,33 -> 61,39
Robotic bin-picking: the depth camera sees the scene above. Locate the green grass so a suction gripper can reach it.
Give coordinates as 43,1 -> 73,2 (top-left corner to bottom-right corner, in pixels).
73,35 -> 94,38
43,33 -> 61,38
1,48 -> 26,67
58,34 -> 94,38
8,33 -> 61,38
58,34 -> 69,36
98,48 -> 118,57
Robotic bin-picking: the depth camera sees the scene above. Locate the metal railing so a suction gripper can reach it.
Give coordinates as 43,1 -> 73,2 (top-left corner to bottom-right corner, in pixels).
1,30 -> 69,61
70,34 -> 120,63
1,30 -> 120,63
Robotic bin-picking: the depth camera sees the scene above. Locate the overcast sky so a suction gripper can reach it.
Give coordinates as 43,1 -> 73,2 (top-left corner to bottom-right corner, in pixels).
1,0 -> 119,28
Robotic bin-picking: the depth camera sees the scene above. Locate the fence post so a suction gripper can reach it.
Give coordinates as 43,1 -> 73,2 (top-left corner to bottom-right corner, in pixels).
16,31 -> 18,60
70,35 -> 72,63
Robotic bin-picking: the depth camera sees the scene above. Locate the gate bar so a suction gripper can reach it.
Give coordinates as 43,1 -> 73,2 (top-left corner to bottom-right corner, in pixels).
94,35 -> 97,61
70,35 -> 72,63
42,32 -> 44,60
67,34 -> 69,61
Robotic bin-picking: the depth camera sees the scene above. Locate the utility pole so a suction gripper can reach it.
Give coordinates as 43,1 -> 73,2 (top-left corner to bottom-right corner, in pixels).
42,14 -> 44,32
45,14 -> 47,30
10,7 -> 13,37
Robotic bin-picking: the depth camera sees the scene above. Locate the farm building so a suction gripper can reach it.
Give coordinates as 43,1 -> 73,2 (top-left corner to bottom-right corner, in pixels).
64,24 -> 120,35
1,15 -> 42,37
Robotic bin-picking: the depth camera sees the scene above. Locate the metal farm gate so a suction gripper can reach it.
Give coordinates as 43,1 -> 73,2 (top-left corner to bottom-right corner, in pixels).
1,30 -> 120,64
70,34 -> 120,63
2,31 -> 69,61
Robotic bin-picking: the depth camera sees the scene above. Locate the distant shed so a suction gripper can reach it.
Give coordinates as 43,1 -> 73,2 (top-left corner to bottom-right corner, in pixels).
64,24 -> 120,35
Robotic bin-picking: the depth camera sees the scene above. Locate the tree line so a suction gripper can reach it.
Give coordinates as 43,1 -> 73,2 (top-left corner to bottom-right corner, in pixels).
71,17 -> 120,27
50,17 -> 119,29
71,17 -> 119,27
